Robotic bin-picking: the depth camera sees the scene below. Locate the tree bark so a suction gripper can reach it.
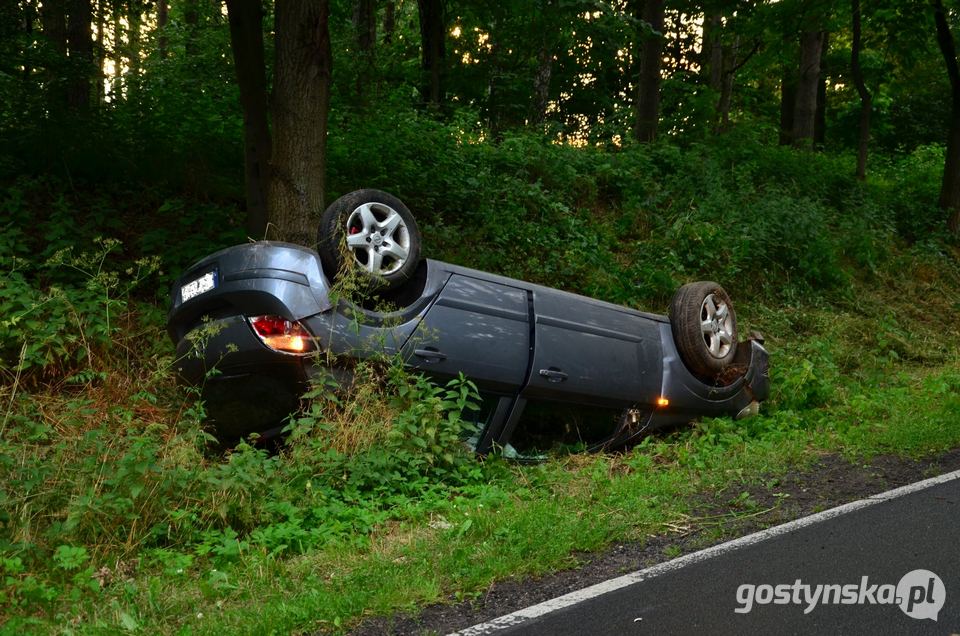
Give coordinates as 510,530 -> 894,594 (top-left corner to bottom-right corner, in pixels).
354,0 -> 376,102
383,1 -> 396,44
268,0 -> 332,245
814,32 -> 829,147
157,0 -> 168,58
531,45 -> 553,125
66,0 -> 93,110
703,11 -> 723,92
634,0 -> 665,143
93,0 -> 103,105
127,0 -> 141,79
716,37 -> 739,132
850,0 -> 871,180
416,0 -> 445,105
226,0 -> 272,238
184,0 -> 199,57
42,0 -> 67,110
933,0 -> 960,233
792,30 -> 824,149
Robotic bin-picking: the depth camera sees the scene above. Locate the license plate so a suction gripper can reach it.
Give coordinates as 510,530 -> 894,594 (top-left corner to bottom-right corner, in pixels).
181,271 -> 217,302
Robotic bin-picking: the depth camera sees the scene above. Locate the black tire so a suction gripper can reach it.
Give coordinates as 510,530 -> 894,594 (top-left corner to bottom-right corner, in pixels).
317,189 -> 421,290
669,281 -> 738,378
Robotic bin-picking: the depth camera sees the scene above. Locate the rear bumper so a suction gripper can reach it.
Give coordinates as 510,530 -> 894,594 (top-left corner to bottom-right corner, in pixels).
174,315 -> 309,439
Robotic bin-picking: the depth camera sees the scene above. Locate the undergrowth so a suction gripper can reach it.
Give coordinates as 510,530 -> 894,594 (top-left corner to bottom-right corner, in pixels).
2,133 -> 960,632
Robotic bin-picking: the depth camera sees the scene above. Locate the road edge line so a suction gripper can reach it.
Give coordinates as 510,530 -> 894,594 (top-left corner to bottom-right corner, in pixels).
449,467 -> 960,635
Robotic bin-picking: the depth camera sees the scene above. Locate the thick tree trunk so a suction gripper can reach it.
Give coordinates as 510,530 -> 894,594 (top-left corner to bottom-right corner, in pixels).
703,11 -> 723,92
531,45 -> 552,125
792,30 -> 824,149
226,0 -> 271,238
416,0 -> 445,105
66,0 -> 93,110
933,0 -> 960,233
634,0 -> 665,143
716,37 -> 738,132
851,0 -> 870,180
354,0 -> 376,102
383,1 -> 396,44
157,0 -> 168,58
268,0 -> 332,245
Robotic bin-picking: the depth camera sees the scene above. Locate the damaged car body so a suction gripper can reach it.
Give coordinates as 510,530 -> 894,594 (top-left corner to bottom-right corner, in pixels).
167,190 -> 770,454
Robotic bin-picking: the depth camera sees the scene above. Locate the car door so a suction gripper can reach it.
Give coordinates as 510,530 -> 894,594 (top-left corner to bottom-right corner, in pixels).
522,288 -> 662,408
401,274 -> 530,394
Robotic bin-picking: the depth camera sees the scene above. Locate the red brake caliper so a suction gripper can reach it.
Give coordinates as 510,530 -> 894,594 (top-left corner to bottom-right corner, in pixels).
348,226 -> 359,235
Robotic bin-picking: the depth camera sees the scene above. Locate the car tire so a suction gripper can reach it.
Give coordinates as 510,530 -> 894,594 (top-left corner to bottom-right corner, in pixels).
669,281 -> 738,378
318,189 -> 422,290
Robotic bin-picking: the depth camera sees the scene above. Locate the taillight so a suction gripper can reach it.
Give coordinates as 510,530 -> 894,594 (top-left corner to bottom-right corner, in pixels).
248,315 -> 315,355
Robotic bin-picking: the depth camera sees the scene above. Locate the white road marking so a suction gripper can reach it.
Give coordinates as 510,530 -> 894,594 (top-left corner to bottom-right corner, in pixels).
449,467 -> 960,635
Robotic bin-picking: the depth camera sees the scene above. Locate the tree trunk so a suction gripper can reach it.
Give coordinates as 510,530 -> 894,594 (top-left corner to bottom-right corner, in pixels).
703,11 -> 723,92
933,0 -> 960,233
22,0 -> 35,84
813,32 -> 829,147
383,1 -> 396,44
184,0 -> 199,57
66,0 -> 93,110
792,30 -> 824,149
42,0 -> 67,110
716,37 -> 739,132
850,0 -> 871,180
531,45 -> 553,125
353,0 -> 376,102
634,0 -> 665,143
226,0 -> 271,238
127,0 -> 141,79
268,0 -> 332,245
93,0 -> 103,106
416,0 -> 445,105
111,0 -> 122,93
157,0 -> 168,58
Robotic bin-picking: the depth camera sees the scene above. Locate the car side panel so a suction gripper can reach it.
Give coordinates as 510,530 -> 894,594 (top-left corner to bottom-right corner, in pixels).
400,274 -> 530,394
522,288 -> 662,408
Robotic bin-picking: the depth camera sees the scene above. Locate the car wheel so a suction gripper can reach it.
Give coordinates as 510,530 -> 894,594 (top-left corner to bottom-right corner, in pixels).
318,189 -> 422,289
669,281 -> 738,378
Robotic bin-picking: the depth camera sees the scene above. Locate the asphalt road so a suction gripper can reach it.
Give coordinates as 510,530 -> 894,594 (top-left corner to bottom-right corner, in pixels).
456,473 -> 960,636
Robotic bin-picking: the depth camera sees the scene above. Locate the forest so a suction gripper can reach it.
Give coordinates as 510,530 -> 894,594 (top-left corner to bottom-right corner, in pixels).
2,0 -> 960,632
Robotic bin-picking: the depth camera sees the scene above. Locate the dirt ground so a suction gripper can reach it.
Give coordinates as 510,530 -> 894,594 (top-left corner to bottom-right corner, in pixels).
350,448 -> 960,636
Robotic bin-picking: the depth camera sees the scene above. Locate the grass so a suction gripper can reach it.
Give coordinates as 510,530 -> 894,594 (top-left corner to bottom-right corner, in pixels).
3,141 -> 960,633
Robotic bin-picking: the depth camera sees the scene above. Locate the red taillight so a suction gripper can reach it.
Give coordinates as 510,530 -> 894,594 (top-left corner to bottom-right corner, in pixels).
248,315 -> 315,355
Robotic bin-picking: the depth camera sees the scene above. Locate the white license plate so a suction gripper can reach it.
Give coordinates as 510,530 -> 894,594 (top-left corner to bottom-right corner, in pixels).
181,271 -> 216,302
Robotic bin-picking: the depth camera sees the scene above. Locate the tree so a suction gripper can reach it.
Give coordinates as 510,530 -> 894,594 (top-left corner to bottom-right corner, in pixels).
417,0 -> 446,105
354,0 -> 377,102
850,0 -> 871,179
933,0 -> 960,233
634,0 -> 665,142
268,0 -> 333,245
225,0 -> 271,237
41,0 -> 67,110
792,29 -> 825,148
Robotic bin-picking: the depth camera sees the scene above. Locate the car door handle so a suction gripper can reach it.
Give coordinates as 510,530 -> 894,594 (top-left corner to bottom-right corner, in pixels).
539,368 -> 568,382
414,348 -> 447,362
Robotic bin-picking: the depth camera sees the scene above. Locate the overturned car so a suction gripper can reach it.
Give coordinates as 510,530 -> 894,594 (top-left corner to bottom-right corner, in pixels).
167,190 -> 769,453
